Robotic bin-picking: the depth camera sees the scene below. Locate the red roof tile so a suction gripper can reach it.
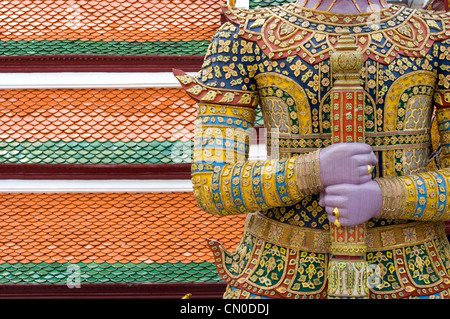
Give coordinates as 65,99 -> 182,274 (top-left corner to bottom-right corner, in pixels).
0,192 -> 245,265
0,88 -> 196,143
0,0 -> 222,42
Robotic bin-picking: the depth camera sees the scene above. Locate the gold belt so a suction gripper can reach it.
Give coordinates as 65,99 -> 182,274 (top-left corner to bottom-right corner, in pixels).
245,212 -> 446,253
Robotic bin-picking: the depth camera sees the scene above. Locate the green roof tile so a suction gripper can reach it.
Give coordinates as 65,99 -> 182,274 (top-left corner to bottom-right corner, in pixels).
0,262 -> 221,285
0,40 -> 209,57
0,140 -> 192,165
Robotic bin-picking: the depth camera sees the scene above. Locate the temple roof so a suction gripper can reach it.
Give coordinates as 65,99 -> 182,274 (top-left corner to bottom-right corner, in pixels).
0,87 -> 264,165
0,192 -> 244,284
0,0 -> 222,56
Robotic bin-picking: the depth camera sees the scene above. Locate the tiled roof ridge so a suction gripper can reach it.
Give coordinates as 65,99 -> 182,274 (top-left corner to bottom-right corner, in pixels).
0,261 -> 222,284
0,282 -> 226,298
0,163 -> 192,179
0,87 -> 264,165
0,192 -> 245,266
0,87 -> 197,139
0,0 -> 222,43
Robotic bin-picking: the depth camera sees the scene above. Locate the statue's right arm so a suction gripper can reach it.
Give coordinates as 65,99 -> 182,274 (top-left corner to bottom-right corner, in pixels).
371,39 -> 450,222
189,101 -> 322,216
173,23 -> 321,215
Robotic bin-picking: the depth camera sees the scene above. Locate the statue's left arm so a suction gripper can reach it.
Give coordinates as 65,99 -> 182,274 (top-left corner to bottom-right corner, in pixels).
322,39 -> 450,225
372,39 -> 450,221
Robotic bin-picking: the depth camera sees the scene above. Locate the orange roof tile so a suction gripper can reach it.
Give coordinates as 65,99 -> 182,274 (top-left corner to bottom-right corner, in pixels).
0,192 -> 245,265
0,88 -> 196,143
0,0 -> 222,42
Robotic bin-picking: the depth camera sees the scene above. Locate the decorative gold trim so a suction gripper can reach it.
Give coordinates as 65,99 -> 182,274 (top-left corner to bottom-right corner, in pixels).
375,176 -> 407,219
246,212 -> 330,253
294,149 -> 322,197
245,212 -> 445,253
255,72 -> 312,135
223,3 -> 450,64
367,221 -> 445,251
383,71 -> 436,132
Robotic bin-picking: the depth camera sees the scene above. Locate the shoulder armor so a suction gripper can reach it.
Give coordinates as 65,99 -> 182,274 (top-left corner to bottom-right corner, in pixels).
173,69 -> 259,108
222,3 -> 450,64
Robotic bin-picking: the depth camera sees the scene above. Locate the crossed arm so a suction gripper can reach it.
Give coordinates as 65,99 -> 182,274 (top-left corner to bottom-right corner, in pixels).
321,101 -> 450,226
375,104 -> 450,222
189,76 -> 450,226
195,101 -> 450,226
191,102 -> 320,216
191,101 -> 377,217
178,20 -> 450,227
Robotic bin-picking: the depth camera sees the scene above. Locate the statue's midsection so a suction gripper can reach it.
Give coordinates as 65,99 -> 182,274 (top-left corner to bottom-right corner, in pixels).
258,68 -> 435,177
256,59 -> 436,230
262,139 -> 432,230
263,193 -> 327,229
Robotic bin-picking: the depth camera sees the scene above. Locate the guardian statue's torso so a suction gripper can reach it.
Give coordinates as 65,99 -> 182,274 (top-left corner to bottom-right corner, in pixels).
176,3 -> 450,299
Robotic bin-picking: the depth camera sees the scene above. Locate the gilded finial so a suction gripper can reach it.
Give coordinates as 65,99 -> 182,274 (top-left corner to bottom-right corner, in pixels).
330,28 -> 363,86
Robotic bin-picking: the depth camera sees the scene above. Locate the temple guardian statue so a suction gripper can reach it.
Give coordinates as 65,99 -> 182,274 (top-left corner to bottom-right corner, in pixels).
174,0 -> 450,299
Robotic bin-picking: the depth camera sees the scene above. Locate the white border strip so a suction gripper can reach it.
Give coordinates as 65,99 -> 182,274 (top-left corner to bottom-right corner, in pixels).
0,72 -> 197,89
234,0 -> 250,9
0,179 -> 193,193
0,144 -> 266,193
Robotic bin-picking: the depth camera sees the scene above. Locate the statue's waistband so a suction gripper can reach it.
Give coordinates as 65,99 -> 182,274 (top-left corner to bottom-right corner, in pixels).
245,212 -> 446,253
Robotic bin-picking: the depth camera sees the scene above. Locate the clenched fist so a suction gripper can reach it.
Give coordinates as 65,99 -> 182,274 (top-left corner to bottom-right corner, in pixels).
319,143 -> 378,187
319,180 -> 382,227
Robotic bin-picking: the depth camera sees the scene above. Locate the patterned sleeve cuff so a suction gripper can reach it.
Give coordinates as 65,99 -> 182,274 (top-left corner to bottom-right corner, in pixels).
294,149 -> 323,197
375,177 -> 408,220
376,168 -> 450,221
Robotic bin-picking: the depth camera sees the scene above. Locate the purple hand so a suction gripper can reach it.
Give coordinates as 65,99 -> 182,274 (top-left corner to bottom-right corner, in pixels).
319,143 -> 378,187
319,180 -> 382,227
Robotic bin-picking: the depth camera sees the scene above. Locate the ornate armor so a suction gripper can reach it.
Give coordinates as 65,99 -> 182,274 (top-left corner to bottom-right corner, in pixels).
175,2 -> 450,299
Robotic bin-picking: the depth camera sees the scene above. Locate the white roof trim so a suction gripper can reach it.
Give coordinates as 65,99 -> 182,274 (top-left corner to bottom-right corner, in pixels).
0,179 -> 193,193
0,72 -> 197,89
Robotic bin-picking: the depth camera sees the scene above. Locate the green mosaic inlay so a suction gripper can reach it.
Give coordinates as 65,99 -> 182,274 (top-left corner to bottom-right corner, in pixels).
255,108 -> 264,126
0,40 -> 209,56
249,0 -> 296,8
0,262 -> 220,284
249,0 -> 398,8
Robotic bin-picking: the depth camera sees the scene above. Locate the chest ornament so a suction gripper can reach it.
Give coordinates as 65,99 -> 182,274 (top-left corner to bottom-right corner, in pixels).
222,3 -> 450,65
